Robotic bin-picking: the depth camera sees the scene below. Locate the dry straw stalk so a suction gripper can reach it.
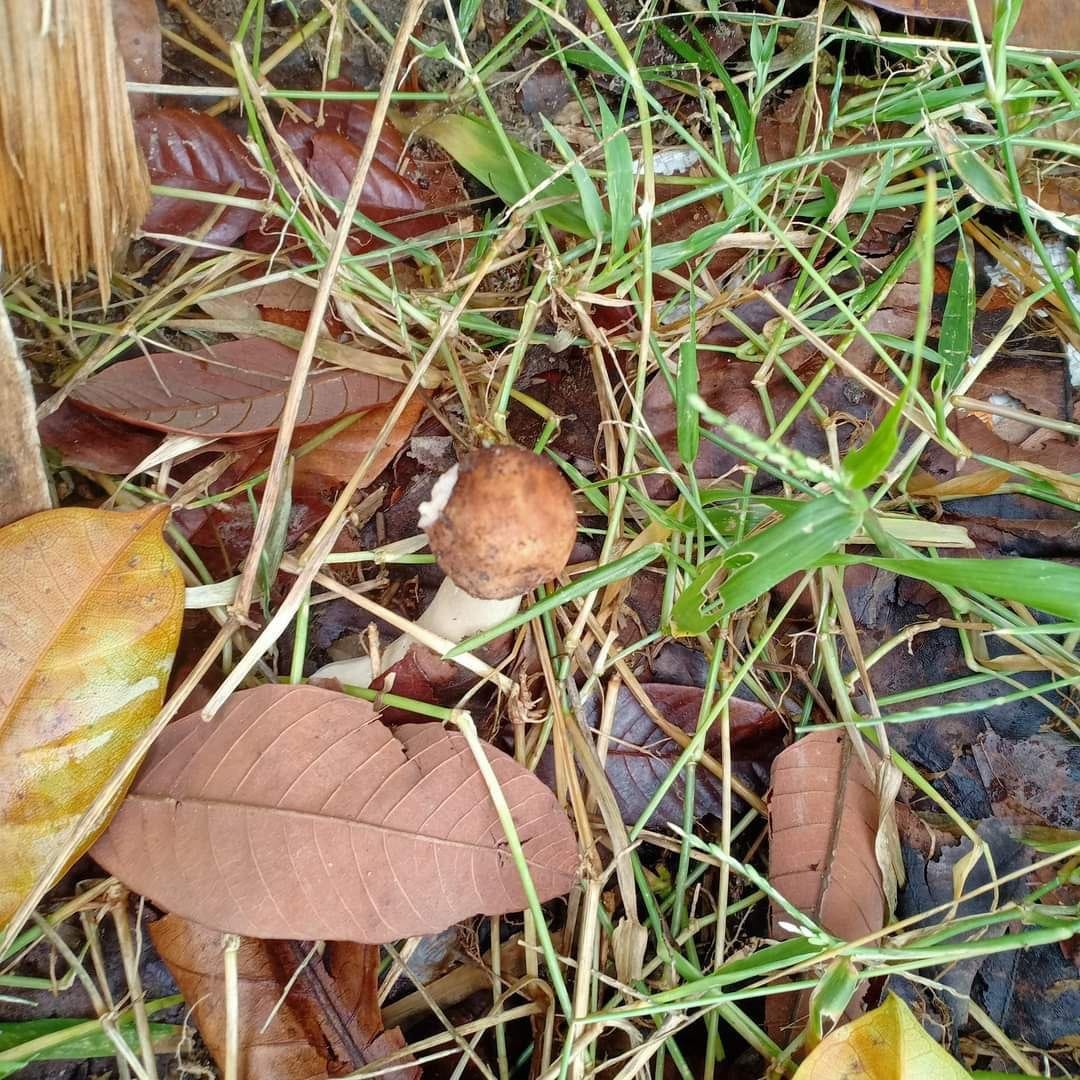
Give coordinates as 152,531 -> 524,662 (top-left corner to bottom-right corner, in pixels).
0,0 -> 149,294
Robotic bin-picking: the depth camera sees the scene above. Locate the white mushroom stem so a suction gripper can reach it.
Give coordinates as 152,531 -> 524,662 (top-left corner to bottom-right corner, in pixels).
312,576 -> 522,689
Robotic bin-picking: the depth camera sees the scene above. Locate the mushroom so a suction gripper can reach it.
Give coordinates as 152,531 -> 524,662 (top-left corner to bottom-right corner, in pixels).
314,445 -> 577,688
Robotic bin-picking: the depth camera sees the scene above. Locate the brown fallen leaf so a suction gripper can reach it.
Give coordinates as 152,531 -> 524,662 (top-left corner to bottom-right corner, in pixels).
110,0 -> 161,114
857,0 -> 1080,52
174,395 -> 423,566
289,394 -> 427,491
92,684 -> 579,941
136,108 -> 269,247
151,915 -> 418,1080
0,505 -> 184,926
70,339 -> 401,437
589,683 -> 784,828
767,729 -> 887,1048
38,399 -> 162,475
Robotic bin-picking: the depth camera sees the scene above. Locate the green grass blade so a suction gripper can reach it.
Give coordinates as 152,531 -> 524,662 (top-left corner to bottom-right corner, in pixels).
823,555 -> 1080,621
669,495 -> 863,635
421,114 -> 591,236
676,339 -> 701,467
596,95 -> 634,263
539,115 -> 606,239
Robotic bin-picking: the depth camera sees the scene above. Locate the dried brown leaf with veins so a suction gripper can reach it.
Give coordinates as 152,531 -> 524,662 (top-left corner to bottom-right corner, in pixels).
92,684 -> 578,942
151,914 -> 418,1080
766,729 -> 888,1048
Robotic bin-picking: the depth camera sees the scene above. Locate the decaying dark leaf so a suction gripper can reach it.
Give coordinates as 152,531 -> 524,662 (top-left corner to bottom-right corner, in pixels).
174,490 -> 330,572
885,818 -> 1029,1049
586,683 -> 784,828
150,914 -> 418,1080
767,729 -> 886,1047
642,356 -> 828,495
975,937 -> 1080,1049
973,732 -> 1080,830
92,684 -> 578,941
70,340 -> 401,437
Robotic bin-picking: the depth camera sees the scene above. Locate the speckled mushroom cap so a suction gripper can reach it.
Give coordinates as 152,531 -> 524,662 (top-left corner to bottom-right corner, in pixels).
421,446 -> 577,600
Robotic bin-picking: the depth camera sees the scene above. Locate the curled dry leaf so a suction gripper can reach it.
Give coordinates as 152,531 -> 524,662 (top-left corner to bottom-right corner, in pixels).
793,993 -> 968,1079
0,506 -> 184,925
767,729 -> 887,1048
151,914 -> 417,1080
70,339 -> 400,438
92,684 -> 578,941
590,683 -> 784,828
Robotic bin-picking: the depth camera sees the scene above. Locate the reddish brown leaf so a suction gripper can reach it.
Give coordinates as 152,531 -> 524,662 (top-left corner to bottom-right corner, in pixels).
70,339 -> 400,437
136,108 -> 269,246
296,131 -> 461,251
767,730 -> 886,1047
307,131 -> 425,217
92,684 -> 578,941
38,399 -> 161,474
642,357 -> 829,496
291,395 -> 425,490
362,633 -> 514,725
175,491 -> 330,572
150,915 -> 418,1080
250,85 -> 465,254
858,0 -> 1080,51
277,81 -> 407,173
594,683 -> 784,828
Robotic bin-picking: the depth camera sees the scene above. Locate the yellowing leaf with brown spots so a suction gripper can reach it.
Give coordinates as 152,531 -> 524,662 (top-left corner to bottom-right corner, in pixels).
0,505 -> 183,927
794,993 -> 969,1079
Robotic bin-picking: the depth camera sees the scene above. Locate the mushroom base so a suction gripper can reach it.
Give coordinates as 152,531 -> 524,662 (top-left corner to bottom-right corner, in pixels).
312,576 -> 521,689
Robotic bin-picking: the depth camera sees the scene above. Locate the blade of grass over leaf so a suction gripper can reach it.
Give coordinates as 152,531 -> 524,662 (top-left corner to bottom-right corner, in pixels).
822,555 -> 1080,621
421,113 -> 592,236
670,495 -> 863,636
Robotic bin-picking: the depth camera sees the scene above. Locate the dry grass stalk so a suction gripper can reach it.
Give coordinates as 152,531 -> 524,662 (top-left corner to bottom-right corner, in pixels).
0,0 -> 149,295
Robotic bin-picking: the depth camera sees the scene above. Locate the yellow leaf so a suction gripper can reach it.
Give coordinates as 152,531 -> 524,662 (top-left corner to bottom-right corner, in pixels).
0,505 -> 183,926
794,993 -> 969,1080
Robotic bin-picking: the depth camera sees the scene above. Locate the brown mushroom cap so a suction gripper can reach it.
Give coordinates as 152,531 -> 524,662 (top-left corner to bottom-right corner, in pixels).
423,446 -> 577,599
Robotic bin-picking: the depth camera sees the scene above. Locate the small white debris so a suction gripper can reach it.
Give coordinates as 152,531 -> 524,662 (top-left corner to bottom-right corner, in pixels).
1067,342 -> 1080,385
986,237 -> 1080,386
417,464 -> 459,530
634,147 -> 701,176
